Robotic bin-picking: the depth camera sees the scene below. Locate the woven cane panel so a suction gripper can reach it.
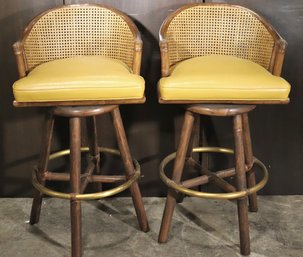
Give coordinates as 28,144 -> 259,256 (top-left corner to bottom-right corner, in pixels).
24,6 -> 134,71
166,5 -> 274,69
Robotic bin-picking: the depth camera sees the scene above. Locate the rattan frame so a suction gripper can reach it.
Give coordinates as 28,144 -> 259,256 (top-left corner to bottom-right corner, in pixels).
13,4 -> 144,107
159,3 -> 288,104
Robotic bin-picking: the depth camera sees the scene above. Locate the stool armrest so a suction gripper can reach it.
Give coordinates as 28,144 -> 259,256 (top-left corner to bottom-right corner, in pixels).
13,41 -> 27,78
133,36 -> 143,75
159,7 -> 175,77
271,38 -> 287,76
159,39 -> 170,77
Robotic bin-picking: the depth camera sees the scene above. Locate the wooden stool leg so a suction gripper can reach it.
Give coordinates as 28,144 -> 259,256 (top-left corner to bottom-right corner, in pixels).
158,111 -> 195,243
186,114 -> 199,159
111,107 -> 149,232
233,114 -> 250,256
86,116 -> 102,192
176,113 -> 199,204
243,113 -> 258,212
70,117 -> 82,257
30,113 -> 54,225
199,116 -> 210,186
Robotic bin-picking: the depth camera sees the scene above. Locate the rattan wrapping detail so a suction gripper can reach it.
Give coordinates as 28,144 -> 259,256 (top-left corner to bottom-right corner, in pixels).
24,6 -> 135,71
165,5 -> 275,69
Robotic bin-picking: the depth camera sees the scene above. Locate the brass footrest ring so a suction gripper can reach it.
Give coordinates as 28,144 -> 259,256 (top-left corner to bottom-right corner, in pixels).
32,147 -> 140,200
160,147 -> 268,200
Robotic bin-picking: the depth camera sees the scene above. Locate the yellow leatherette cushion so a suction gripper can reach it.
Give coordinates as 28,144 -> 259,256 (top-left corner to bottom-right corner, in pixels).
159,55 -> 290,101
13,56 -> 145,102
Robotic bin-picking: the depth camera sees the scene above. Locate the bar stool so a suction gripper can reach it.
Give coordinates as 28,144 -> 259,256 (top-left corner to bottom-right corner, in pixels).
157,3 -> 291,255
12,5 -> 149,257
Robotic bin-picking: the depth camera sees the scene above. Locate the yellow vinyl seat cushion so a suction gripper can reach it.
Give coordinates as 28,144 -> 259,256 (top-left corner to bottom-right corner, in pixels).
13,56 -> 145,102
159,55 -> 290,101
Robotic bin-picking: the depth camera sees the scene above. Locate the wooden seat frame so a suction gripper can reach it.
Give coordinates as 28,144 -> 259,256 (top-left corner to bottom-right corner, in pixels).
13,4 -> 149,257
158,3 -> 288,256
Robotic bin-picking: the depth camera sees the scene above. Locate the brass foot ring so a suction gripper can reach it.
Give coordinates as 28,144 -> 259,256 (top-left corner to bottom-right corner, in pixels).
160,147 -> 268,200
32,147 -> 140,200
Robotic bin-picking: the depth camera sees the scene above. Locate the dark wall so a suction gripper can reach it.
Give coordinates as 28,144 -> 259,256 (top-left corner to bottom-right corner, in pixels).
0,0 -> 63,197
0,0 -> 302,197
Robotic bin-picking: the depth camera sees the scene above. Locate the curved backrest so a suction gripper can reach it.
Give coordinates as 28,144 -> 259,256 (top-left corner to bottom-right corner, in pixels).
160,4 -> 282,71
21,5 -> 140,72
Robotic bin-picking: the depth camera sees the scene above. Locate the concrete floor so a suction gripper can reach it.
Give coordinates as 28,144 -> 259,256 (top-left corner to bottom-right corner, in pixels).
0,196 -> 302,257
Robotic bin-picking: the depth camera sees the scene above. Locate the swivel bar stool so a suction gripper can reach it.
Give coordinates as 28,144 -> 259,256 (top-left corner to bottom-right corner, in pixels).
157,3 -> 291,255
12,5 -> 149,257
